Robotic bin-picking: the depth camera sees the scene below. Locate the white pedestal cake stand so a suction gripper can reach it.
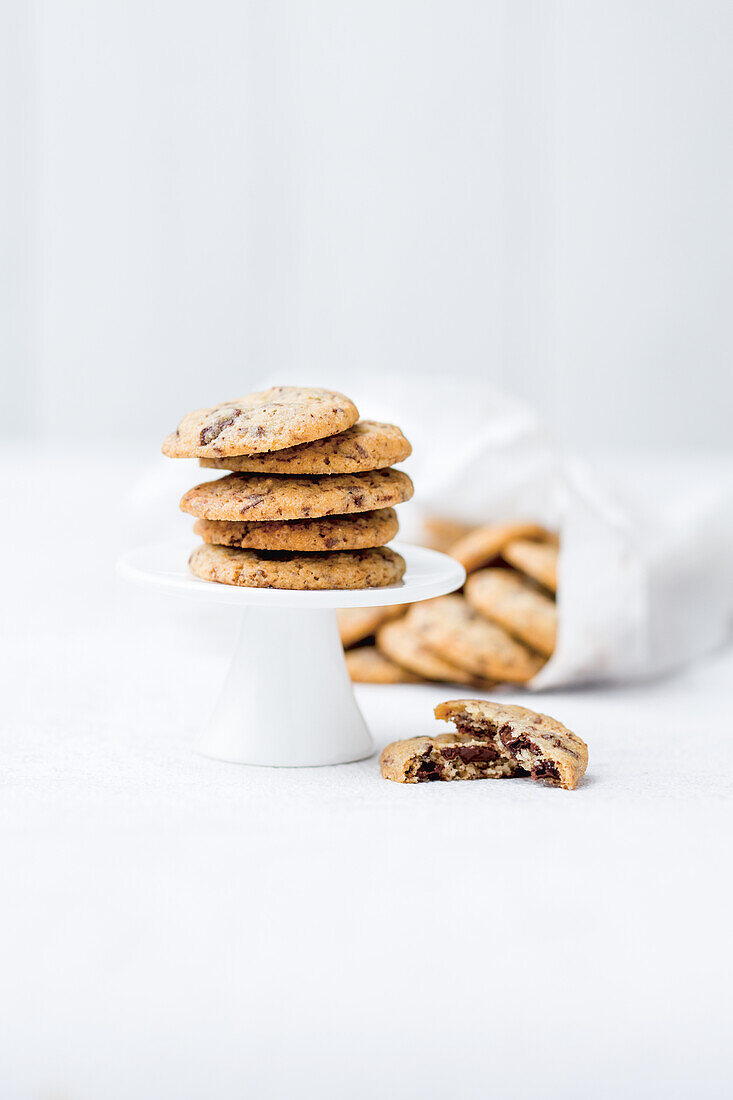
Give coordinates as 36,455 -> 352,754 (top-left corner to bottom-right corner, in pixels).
117,540 -> 465,767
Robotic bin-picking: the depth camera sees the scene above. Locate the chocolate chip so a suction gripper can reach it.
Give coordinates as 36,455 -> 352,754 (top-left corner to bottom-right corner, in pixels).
530,760 -> 560,783
441,744 -> 499,765
454,717 -> 494,740
502,733 -> 540,757
200,410 -> 241,445
239,494 -> 266,513
415,758 -> 440,782
540,733 -> 579,759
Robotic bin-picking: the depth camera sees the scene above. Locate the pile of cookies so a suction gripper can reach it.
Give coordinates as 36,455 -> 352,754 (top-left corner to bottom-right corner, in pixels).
341,521 -> 558,685
380,699 -> 588,790
162,386 -> 414,590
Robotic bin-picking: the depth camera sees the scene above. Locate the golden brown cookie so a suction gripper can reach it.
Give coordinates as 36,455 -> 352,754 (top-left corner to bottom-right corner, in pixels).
448,522 -> 554,574
405,595 -> 545,683
346,646 -> 422,684
163,386 -> 359,458
422,517 -> 476,553
189,544 -> 406,590
180,469 -> 413,523
337,605 -> 407,648
465,568 -> 557,657
198,420 -> 411,476
379,733 -> 517,783
502,538 -> 558,592
434,699 -> 588,789
194,507 -> 398,553
376,618 -> 496,688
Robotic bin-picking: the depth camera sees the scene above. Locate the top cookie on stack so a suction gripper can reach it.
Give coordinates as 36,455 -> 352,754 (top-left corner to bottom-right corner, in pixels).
162,386 -> 413,590
162,385 -> 360,458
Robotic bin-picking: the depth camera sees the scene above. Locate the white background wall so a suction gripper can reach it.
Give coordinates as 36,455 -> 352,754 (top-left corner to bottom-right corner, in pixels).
3,0 -> 733,449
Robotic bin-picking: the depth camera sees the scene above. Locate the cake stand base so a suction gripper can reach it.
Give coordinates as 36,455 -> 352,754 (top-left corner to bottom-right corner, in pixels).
200,607 -> 371,766
117,539 -> 465,767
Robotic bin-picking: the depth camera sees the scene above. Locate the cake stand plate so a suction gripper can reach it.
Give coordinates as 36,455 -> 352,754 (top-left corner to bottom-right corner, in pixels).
117,540 -> 465,767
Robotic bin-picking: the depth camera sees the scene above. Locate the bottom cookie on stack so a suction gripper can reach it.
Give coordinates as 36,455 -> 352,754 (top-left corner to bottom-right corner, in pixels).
189,544 -> 406,591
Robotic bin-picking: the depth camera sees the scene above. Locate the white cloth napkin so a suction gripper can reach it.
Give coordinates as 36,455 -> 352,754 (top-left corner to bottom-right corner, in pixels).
344,376 -> 733,686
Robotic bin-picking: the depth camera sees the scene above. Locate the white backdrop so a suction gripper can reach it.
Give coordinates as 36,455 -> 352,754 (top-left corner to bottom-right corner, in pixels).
3,9 -> 733,1097
3,0 -> 733,449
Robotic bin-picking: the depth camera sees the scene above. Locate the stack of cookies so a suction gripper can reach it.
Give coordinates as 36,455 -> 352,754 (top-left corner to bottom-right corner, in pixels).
341,520 -> 559,685
162,386 -> 414,590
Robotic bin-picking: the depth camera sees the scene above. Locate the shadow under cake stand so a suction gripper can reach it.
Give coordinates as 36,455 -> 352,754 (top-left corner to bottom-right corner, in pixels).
117,540 -> 465,767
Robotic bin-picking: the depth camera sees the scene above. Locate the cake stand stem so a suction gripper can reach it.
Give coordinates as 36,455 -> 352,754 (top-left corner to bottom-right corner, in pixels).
197,606 -> 373,767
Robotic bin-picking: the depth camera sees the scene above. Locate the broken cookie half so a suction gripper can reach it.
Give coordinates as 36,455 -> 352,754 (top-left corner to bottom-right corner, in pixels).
380,699 -> 588,790
379,733 -> 519,784
434,700 -> 588,789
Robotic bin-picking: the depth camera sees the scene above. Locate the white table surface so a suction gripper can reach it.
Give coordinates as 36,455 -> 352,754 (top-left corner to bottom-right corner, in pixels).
2,447 -> 731,1100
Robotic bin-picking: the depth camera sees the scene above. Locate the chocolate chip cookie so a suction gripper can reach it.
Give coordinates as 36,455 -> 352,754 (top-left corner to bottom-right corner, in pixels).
435,699 -> 588,789
448,522 -> 554,574
421,517 -> 476,552
405,595 -> 545,683
503,538 -> 558,593
189,543 -> 406,590
337,605 -> 407,648
376,618 -> 496,688
346,646 -> 422,684
465,568 -> 557,657
380,733 -> 518,783
194,507 -> 398,553
163,386 -> 359,458
180,469 -> 413,522
199,420 -> 411,476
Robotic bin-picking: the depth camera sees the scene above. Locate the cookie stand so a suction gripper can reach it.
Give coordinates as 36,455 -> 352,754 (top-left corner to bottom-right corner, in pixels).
117,540 -> 465,767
